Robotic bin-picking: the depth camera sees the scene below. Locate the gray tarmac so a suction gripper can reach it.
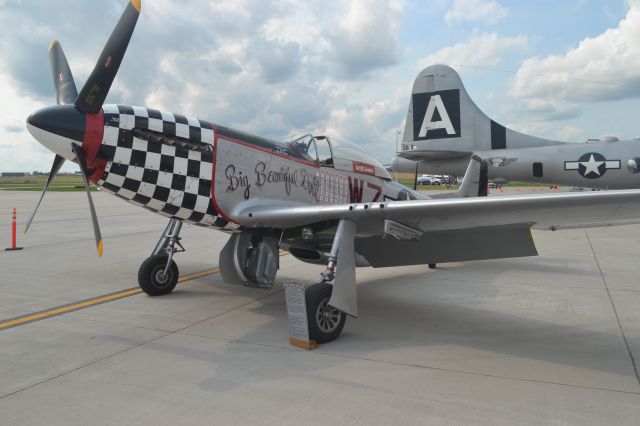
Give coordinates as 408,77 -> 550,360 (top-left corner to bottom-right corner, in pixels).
0,187 -> 639,425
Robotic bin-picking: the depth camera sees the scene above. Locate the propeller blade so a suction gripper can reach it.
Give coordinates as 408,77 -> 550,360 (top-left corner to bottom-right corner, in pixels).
75,0 -> 141,113
24,154 -> 66,234
71,144 -> 103,257
48,40 -> 78,105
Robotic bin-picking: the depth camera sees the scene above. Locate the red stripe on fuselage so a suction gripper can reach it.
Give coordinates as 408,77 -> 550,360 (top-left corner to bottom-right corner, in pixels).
82,110 -> 106,184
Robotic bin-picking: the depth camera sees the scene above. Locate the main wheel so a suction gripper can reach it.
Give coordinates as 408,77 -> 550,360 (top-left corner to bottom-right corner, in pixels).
305,283 -> 346,344
138,255 -> 179,296
428,263 -> 436,269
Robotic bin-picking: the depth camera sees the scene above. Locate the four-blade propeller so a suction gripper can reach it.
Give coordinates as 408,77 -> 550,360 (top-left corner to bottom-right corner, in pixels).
24,0 -> 142,257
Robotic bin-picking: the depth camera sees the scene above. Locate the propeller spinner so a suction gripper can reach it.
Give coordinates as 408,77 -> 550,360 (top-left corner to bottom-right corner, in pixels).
24,0 -> 142,257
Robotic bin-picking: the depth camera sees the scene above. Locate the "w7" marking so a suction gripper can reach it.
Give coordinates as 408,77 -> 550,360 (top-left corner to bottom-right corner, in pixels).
348,177 -> 381,203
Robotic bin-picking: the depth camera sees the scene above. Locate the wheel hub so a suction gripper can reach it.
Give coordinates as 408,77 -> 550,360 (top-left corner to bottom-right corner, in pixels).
153,266 -> 171,287
316,297 -> 342,333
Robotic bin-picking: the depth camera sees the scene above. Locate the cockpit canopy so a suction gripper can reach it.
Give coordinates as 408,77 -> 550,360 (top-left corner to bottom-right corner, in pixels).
285,134 -> 391,180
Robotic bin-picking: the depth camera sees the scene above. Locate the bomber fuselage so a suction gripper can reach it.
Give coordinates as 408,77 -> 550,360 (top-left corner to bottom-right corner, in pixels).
402,141 -> 640,189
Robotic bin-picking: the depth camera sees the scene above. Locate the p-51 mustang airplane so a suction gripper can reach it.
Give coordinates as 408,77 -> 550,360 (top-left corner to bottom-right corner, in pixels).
392,64 -> 640,189
24,1 -> 640,344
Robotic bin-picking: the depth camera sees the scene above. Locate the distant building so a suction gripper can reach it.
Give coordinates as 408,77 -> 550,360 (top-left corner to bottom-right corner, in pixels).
1,172 -> 30,177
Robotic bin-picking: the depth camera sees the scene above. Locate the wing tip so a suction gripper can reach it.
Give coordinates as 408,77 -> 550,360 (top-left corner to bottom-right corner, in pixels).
97,240 -> 104,257
49,39 -> 59,52
131,0 -> 141,13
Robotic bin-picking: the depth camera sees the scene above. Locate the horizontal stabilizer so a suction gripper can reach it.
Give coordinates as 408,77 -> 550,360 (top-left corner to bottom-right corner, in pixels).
429,155 -> 487,199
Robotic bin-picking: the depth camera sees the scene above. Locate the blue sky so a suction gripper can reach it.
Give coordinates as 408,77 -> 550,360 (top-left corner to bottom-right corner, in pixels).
1,0 -> 639,173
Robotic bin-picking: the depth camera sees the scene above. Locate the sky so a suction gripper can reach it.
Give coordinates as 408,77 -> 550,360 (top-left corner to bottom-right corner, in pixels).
1,0 -> 639,173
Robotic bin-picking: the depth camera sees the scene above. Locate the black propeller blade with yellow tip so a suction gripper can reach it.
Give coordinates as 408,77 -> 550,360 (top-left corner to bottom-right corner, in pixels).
72,144 -> 103,257
25,0 -> 142,257
49,39 -> 78,105
24,39 -> 76,235
75,0 -> 141,113
23,154 -> 66,234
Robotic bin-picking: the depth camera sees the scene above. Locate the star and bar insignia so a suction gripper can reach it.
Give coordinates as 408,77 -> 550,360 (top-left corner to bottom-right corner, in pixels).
564,152 -> 620,179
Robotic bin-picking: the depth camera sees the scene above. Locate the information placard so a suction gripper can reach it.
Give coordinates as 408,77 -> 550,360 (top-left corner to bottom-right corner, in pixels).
283,280 -> 318,350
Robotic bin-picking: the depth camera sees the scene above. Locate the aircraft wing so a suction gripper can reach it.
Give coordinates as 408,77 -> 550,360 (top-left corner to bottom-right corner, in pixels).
233,189 -> 640,317
231,189 -> 640,232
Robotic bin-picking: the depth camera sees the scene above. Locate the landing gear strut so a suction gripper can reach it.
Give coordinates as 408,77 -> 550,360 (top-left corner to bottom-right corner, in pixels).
138,219 -> 184,296
304,219 -> 356,344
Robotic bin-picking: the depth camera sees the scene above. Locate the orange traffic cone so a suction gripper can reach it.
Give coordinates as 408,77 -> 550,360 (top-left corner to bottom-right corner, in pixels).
5,208 -> 23,251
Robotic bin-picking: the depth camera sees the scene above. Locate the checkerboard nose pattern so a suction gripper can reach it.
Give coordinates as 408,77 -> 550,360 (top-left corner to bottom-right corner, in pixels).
96,104 -> 233,229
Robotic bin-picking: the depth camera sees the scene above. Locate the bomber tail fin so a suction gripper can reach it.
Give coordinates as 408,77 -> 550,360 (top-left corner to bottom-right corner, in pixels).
399,64 -> 562,160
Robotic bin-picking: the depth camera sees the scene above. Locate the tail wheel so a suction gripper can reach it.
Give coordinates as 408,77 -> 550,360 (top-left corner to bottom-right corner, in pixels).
138,254 -> 179,296
305,283 -> 346,344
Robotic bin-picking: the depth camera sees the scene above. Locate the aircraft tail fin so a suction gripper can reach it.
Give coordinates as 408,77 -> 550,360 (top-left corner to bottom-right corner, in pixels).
400,64 -> 563,160
429,155 -> 487,199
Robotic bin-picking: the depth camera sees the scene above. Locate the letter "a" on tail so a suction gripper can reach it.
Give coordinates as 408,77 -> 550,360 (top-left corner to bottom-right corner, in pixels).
400,64 -> 562,159
416,90 -> 458,138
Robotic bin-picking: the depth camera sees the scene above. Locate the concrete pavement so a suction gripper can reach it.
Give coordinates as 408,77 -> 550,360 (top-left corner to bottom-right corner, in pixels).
0,189 -> 639,425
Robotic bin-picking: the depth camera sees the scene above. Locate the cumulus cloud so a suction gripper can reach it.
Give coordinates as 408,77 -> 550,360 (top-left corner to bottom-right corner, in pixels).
418,32 -> 528,69
0,0 -> 126,101
515,99 -> 582,122
505,120 -> 587,143
328,0 -> 404,78
0,73 -> 54,172
0,0 -> 411,172
250,38 -> 302,84
512,3 -> 640,103
444,0 -> 508,25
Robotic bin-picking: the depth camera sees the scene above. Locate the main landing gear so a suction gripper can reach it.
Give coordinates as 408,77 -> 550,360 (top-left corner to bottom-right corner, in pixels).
303,219 -> 356,344
138,219 -> 184,296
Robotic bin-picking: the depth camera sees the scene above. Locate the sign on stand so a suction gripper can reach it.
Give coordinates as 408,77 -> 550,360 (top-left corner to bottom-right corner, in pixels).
283,280 -> 318,350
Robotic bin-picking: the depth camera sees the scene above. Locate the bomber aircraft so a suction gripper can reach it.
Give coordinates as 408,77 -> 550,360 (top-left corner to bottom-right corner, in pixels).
393,64 -> 640,189
23,1 -> 640,343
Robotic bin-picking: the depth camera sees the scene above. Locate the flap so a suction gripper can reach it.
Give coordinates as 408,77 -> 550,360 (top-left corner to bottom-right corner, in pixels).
355,223 -> 537,267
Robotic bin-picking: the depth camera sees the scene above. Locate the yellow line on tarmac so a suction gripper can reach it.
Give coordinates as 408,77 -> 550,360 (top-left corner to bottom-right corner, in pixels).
0,268 -> 220,330
0,252 -> 289,331
178,267 -> 220,282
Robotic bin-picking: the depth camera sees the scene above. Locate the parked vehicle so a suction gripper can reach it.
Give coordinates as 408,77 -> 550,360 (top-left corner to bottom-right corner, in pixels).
417,175 -> 432,185
431,175 -> 444,185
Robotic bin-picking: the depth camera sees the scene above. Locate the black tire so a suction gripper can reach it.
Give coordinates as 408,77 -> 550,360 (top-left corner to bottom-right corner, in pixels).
138,255 -> 179,296
428,263 -> 436,269
305,283 -> 346,344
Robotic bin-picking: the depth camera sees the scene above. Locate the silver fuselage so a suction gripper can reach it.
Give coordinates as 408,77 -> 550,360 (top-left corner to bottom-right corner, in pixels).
401,140 -> 640,189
